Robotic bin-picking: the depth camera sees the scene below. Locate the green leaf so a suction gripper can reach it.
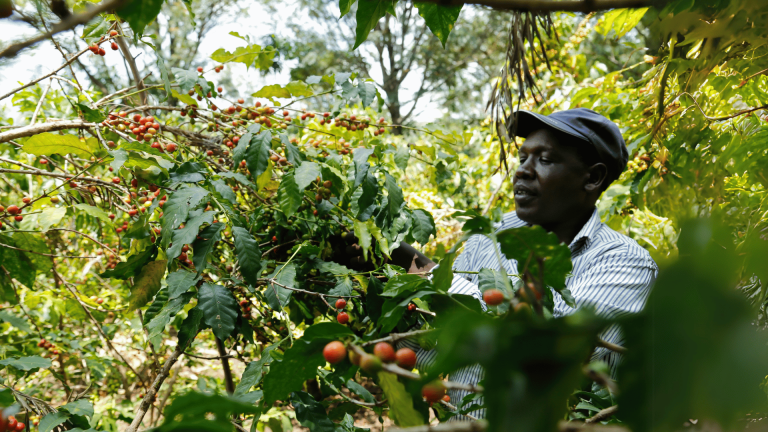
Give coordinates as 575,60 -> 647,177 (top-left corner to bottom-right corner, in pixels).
130,260 -> 167,310
359,81 -> 377,107
61,399 -> 94,418
278,173 -> 302,218
22,133 -> 99,158
161,186 -> 209,248
75,103 -> 106,123
339,0 -> 356,17
9,231 -> 52,274
294,161 -> 321,191
178,306 -> 205,348
328,277 -> 354,297
246,131 -> 272,182
354,219 -> 372,261
357,170 -> 378,220
0,355 -> 52,371
497,225 -> 572,290
146,293 -> 193,340
354,0 -> 393,50
377,371 -> 425,426
211,179 -> 237,204
39,411 -> 70,432
0,310 -> 32,333
346,379 -> 375,404
156,55 -> 172,101
143,288 -> 169,326
394,145 -> 410,170
413,2 -> 463,47
210,44 -> 276,71
116,0 -> 163,36
198,282 -> 239,340
381,274 -> 429,297
384,172 -> 404,219
109,149 -> 129,172
285,81 -> 314,97
619,219 -> 768,432
172,67 -> 201,92
167,270 -> 202,299
74,203 -> 111,223
166,209 -> 214,261
171,88 -> 197,106
218,171 -> 256,189
282,133 -> 305,166
409,209 -> 435,245
235,343 -> 280,395
232,226 -> 262,286
431,249 -> 457,293
264,263 -> 296,310
596,7 -> 649,38
291,392 -> 339,431
81,15 -> 110,43
170,161 -> 207,183
191,223 -> 225,271
263,341 -> 324,405
100,245 -> 155,280
253,84 -> 291,99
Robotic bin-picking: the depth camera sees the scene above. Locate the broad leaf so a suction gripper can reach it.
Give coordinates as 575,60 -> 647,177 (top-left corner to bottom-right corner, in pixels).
413,2 -> 462,47
497,226 -> 572,290
409,209 -> 436,245
0,355 -> 52,371
39,412 -> 70,432
235,343 -> 281,395
146,293 -> 194,340
100,245 -> 155,280
385,172 -> 404,219
232,226 -> 262,286
377,371 -> 424,427
264,263 -> 296,310
166,269 -> 201,299
166,209 -> 214,261
278,173 -> 302,218
191,223 -> 225,271
246,130 -> 272,182
354,0 -> 392,50
294,161 -> 321,191
117,0 -> 164,36
22,133 -> 98,158
160,186 -> 209,248
210,44 -> 276,70
198,282 -> 239,340
178,307 -> 205,349
130,260 -> 167,310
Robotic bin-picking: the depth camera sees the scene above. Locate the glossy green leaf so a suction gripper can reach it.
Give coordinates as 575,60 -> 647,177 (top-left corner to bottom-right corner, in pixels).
264,263 -> 296,310
100,245 -> 156,280
178,306 -> 205,349
353,0 -> 392,50
253,84 -> 291,99
246,130 -> 272,182
117,0 -> 164,36
166,209 -> 214,261
0,310 -> 32,333
235,343 -> 280,395
277,173 -> 302,218
62,399 -> 94,418
166,269 -> 201,299
409,209 -> 435,245
385,172 -> 404,219
413,2 -> 463,47
198,282 -> 239,340
143,287 -> 170,326
210,44 -> 276,70
232,226 -> 262,286
74,203 -> 111,223
0,355 -> 52,371
39,411 -> 69,432
191,223 -> 225,271
146,293 -> 193,340
377,371 -> 425,426
294,161 -> 321,191
291,391 -> 339,431
497,225 -> 572,290
22,133 -> 99,158
160,186 -> 209,248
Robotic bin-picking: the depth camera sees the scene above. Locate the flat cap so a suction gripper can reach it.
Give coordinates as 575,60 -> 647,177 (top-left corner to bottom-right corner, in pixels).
512,108 -> 628,183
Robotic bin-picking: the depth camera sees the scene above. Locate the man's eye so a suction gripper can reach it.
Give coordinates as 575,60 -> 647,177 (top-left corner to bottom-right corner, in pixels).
540,158 -> 551,164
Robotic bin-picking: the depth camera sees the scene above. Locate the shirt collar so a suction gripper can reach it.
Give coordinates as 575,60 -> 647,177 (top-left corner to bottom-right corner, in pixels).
568,208 -> 601,253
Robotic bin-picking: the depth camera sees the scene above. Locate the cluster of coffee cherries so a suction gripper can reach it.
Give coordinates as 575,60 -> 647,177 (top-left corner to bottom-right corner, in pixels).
324,113 -> 388,136
37,338 -> 60,356
323,341 -> 447,403
174,244 -> 194,268
0,204 -> 23,228
0,412 -> 26,432
627,154 -> 650,174
334,298 -> 349,324
87,30 -> 119,56
239,298 -> 252,317
120,180 -> 164,219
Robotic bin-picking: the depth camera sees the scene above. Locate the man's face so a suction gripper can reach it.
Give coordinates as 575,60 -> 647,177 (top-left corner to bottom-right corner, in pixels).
513,128 -> 592,228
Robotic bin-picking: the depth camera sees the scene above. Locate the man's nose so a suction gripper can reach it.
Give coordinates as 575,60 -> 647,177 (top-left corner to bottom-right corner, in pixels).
515,158 -> 534,180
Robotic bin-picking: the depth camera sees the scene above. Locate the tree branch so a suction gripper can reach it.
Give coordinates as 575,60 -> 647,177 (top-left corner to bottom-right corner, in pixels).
114,28 -> 148,109
0,0 -> 129,59
596,338 -> 626,354
404,0 -> 651,13
361,329 -> 437,347
0,119 -> 96,143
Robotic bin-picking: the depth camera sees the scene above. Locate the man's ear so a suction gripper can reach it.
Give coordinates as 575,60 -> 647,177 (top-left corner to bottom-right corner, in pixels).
584,163 -> 608,193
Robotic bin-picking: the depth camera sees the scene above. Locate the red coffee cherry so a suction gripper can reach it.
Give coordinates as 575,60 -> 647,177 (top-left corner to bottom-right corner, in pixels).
422,381 -> 446,403
395,348 -> 417,370
323,341 -> 346,364
373,342 -> 396,363
335,298 -> 346,309
483,289 -> 504,306
336,311 -> 349,324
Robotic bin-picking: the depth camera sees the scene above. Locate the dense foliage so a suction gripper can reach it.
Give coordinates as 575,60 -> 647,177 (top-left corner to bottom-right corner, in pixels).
1,0 -> 768,431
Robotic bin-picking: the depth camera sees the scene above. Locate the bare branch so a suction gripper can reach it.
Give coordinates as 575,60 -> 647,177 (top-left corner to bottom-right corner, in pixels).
0,0 -> 129,59
114,28 -> 148,108
585,405 -> 618,424
0,119 -> 96,143
596,338 -> 626,355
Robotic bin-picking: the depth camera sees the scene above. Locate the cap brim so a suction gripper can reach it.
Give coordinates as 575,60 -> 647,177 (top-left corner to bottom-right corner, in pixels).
512,110 -> 589,142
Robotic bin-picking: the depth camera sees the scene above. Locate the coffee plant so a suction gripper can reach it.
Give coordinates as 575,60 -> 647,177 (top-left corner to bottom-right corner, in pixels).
3,0 -> 768,432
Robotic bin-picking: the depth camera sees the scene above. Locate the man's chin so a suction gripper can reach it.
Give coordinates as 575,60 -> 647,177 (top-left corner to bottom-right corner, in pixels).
514,204 -> 540,226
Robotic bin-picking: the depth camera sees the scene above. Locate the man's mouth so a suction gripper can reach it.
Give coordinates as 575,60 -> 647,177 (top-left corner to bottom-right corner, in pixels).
514,186 -> 536,197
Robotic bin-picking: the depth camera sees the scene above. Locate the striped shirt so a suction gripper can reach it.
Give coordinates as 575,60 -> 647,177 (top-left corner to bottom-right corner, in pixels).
399,208 -> 658,419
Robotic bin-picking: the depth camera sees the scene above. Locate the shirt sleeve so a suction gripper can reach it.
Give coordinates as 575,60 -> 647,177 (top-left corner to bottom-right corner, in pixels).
553,252 -> 658,377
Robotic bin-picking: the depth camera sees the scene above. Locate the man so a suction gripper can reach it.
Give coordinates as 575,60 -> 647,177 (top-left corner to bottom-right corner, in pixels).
387,108 -> 658,419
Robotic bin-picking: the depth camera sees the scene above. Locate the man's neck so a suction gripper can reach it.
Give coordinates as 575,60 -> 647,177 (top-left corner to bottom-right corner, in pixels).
541,207 -> 595,246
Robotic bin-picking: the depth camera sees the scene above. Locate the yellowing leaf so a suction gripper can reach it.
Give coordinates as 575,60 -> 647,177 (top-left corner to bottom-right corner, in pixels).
253,84 -> 291,100
210,45 -> 276,71
285,81 -> 314,97
22,133 -> 100,158
130,260 -> 167,310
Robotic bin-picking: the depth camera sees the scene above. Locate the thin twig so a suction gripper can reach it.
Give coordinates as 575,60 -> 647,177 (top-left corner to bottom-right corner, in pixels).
0,0 -> 130,59
585,405 -> 618,424
361,329 -> 437,347
596,338 -> 626,354
30,80 -> 53,125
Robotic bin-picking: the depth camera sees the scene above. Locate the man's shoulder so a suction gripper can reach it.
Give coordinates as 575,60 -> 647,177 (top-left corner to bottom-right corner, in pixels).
591,221 -> 657,268
497,211 -> 528,230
